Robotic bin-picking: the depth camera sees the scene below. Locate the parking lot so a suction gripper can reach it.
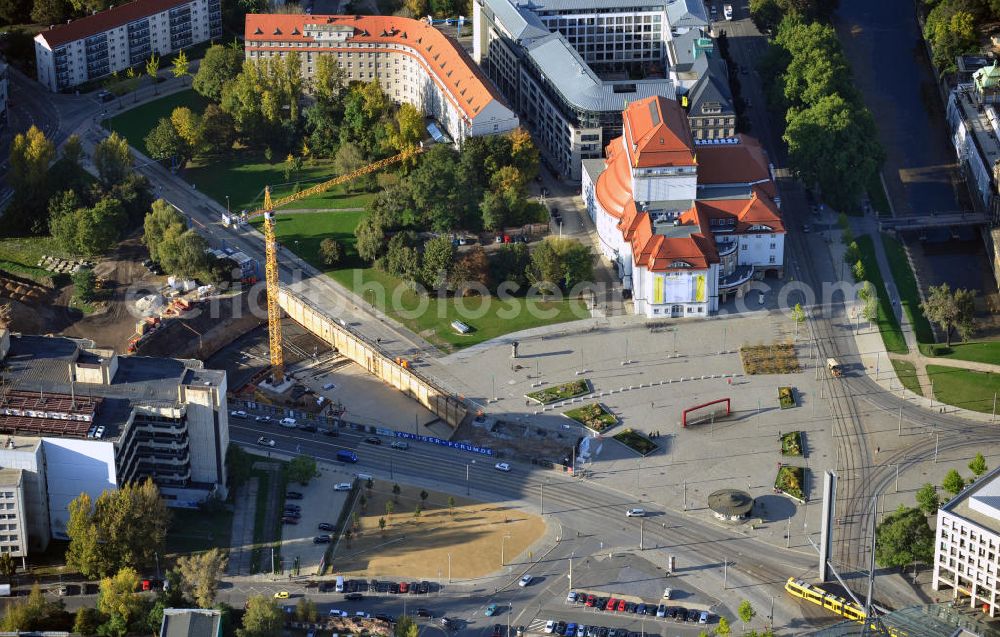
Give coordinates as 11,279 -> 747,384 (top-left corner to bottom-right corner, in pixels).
279,463 -> 357,572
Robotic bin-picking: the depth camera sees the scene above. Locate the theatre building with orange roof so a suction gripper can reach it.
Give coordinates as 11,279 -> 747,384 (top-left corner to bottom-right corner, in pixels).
581,95 -> 784,318
244,14 -> 519,144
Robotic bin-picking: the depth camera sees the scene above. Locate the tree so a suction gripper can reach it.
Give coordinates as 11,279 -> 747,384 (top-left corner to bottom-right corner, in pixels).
319,238 -> 343,267
93,132 -> 133,188
97,567 -> 143,635
145,118 -> 187,164
176,548 -> 228,608
413,503 -> 422,518
385,501 -> 394,517
287,455 -> 318,485
73,607 -> 102,636
875,506 -> 934,568
146,54 -> 161,93
30,0 -> 67,24
200,104 -> 237,155
395,615 -> 419,637
380,233 -> 420,283
171,107 -> 203,153
237,596 -> 282,637
62,134 -> 83,168
422,235 -> 455,290
715,616 -> 732,636
312,54 -> 346,106
143,199 -> 211,277
749,0 -> 783,32
172,49 -> 190,83
527,240 -> 562,290
379,517 -> 387,534
0,583 -> 54,631
448,495 -> 456,515
392,483 -> 401,502
508,128 -> 540,182
924,4 -> 978,73
851,259 -> 865,282
333,142 -> 365,190
295,598 -> 318,623
226,444 -> 254,490
390,103 -> 425,153
737,600 -> 756,629
0,0 -> 31,25
73,267 -> 97,302
451,245 -> 491,294
859,281 -> 878,323
943,469 -> 965,496
7,125 -> 55,234
66,492 -> 102,578
0,552 -> 15,583
921,283 -> 976,347
51,197 -> 126,257
194,45 -> 244,101
355,214 -> 386,264
970,453 -> 988,477
915,483 -> 940,516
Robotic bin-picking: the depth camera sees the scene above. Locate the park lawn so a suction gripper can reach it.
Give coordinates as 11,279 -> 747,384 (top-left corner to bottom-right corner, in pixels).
0,236 -> 68,284
165,507 -> 234,556
104,89 -> 210,155
880,233 -> 934,343
926,365 -> 1000,413
919,341 -> 1000,366
856,235 -> 908,355
890,359 -> 923,396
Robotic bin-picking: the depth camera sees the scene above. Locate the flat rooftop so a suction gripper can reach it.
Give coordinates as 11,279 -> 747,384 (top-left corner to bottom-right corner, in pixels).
943,466 -> 1000,535
953,86 -> 1000,183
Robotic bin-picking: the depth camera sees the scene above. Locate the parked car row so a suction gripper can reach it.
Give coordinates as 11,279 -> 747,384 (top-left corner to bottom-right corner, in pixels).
543,610 -> 708,637
319,579 -> 437,595
565,593 -> 709,623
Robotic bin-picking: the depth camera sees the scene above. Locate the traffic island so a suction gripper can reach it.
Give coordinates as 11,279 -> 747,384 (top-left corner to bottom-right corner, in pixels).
526,379 -> 591,404
774,464 -> 806,503
780,431 -> 804,457
563,403 -> 618,433
612,429 -> 659,456
739,342 -> 800,375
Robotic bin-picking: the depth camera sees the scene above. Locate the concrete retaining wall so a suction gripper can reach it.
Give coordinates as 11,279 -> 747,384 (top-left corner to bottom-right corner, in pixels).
277,288 -> 467,428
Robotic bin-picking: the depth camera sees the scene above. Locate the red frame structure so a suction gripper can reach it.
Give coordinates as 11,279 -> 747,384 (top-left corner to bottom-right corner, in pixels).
682,398 -> 731,428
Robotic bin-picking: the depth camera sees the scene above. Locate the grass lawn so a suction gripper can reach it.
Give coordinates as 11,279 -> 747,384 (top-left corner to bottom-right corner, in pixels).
252,212 -> 588,350
891,359 -> 923,396
0,236 -> 68,284
856,234 -> 908,355
526,379 -> 590,404
165,507 -> 234,556
919,341 -> 1000,366
880,234 -> 934,343
926,365 -> 1000,413
104,89 -> 210,155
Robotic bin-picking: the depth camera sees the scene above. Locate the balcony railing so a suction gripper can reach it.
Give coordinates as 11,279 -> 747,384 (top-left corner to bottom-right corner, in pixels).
718,265 -> 754,291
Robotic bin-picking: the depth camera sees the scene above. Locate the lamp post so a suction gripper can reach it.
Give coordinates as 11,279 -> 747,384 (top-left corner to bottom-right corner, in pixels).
225,195 -> 230,216
466,461 -> 475,495
448,553 -> 452,583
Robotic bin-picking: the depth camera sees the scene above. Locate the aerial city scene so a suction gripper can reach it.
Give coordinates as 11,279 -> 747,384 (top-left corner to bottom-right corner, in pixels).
1,0 -> 1000,634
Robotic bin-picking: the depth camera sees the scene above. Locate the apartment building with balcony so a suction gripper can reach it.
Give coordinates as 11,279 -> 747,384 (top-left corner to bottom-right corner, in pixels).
933,466 -> 1000,617
34,0 -> 222,92
472,0 -> 711,180
0,329 -> 229,550
581,96 -> 783,317
244,14 -> 519,144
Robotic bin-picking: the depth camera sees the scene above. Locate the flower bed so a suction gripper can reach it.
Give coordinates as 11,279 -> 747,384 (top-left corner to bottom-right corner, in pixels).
526,379 -> 591,405
774,465 -> 806,502
563,403 -> 617,433
740,342 -> 800,375
612,429 -> 659,456
778,386 -> 795,409
780,431 -> 803,457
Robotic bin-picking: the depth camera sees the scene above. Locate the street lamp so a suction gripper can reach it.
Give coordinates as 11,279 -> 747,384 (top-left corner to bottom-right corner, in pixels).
501,534 -> 512,566
225,195 -> 230,216
466,460 -> 476,495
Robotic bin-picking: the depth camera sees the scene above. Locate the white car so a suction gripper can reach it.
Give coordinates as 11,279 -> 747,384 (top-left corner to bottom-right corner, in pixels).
662,587 -> 672,600
279,417 -> 297,428
566,591 -> 577,603
255,415 -> 272,423
334,482 -> 352,491
495,462 -> 511,472
625,508 -> 646,517
322,383 -> 336,390
257,436 -> 275,447
230,410 -> 248,419
544,621 -> 555,634
328,610 -> 348,618
518,574 -> 533,587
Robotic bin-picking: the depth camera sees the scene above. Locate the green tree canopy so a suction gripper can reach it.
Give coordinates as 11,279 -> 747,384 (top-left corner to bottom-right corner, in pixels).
915,482 -> 940,516
176,548 -> 229,608
237,596 -> 283,637
287,455 -> 318,485
97,567 -> 143,636
194,44 -> 245,101
93,132 -> 133,188
920,283 -> 976,347
875,506 -> 934,568
943,469 -> 966,496
970,453 -> 988,477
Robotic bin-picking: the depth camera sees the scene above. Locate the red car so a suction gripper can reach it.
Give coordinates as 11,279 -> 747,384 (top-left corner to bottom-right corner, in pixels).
617,599 -> 627,612
605,598 -> 617,611
399,582 -> 409,594
585,595 -> 596,607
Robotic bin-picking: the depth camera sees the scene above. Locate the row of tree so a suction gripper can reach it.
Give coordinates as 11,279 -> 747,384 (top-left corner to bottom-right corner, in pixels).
756,15 -> 884,212
922,0 -> 1000,74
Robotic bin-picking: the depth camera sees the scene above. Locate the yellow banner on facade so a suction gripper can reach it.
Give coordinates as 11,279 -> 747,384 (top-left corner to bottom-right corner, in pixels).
653,276 -> 664,304
695,275 -> 706,302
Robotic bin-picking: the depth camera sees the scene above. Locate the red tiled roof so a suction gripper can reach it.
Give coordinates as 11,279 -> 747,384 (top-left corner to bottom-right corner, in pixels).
36,0 -> 192,48
244,14 -> 504,121
594,138 -> 633,219
695,134 -> 775,197
693,193 -> 785,233
622,96 -> 696,169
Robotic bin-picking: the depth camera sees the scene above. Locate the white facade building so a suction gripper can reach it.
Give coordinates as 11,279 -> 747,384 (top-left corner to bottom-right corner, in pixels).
0,329 -> 231,552
933,467 -> 1000,617
581,95 -> 783,317
34,0 -> 222,92
243,14 -> 519,145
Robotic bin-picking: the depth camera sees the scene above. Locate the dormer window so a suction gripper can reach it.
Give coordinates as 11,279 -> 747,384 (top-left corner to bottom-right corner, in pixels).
670,261 -> 692,268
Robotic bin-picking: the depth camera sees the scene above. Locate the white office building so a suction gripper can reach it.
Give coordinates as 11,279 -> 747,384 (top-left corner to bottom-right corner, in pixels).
0,329 -> 230,551
34,0 -> 222,92
244,14 -> 519,144
473,0 -> 712,179
933,467 -> 1000,617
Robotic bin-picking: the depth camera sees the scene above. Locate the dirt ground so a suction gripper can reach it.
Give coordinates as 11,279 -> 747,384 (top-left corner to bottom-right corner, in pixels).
334,484 -> 546,580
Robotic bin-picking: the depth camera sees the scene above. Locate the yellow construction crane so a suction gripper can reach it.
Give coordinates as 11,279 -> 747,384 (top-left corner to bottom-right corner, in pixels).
250,145 -> 424,384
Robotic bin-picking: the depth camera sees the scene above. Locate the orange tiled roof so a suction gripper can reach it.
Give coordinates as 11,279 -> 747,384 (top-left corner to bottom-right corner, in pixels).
244,14 -> 504,120
622,95 -> 696,169
36,0 -> 193,48
696,134 -> 775,197
693,193 -> 785,233
594,137 -> 633,219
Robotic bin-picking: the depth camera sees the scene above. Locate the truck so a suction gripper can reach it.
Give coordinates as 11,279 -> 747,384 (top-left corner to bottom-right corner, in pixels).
827,358 -> 843,377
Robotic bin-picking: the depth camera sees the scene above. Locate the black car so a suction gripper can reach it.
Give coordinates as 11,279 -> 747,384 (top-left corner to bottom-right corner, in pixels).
344,592 -> 364,601
313,535 -> 331,544
369,579 -> 378,592
282,510 -> 301,518
281,517 -> 298,525
318,522 -> 334,531
318,582 -> 335,592
624,602 -> 637,613
594,598 -> 608,610
555,622 -> 567,636
286,491 -> 304,499
364,436 -> 382,445
440,617 -> 455,630
418,581 -> 430,594
673,607 -> 687,622
299,424 -> 318,433
284,504 -> 301,511
686,609 -> 700,623
409,581 -> 419,594
492,624 -> 503,637
388,583 -> 400,594
377,581 -> 390,593
375,614 -> 395,624
635,604 -> 646,615
415,608 -> 432,618
323,429 -> 339,437
345,579 -> 358,593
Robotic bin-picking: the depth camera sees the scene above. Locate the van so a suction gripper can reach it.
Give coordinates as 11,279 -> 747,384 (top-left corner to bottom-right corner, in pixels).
337,450 -> 358,463
625,508 -> 646,517
335,576 -> 345,593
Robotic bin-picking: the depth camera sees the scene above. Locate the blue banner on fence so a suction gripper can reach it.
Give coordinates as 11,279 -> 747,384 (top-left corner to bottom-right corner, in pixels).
395,431 -> 495,456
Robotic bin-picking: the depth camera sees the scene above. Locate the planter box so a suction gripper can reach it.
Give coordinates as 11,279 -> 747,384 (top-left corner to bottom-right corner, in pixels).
780,431 -> 803,457
778,386 -> 795,409
612,429 -> 659,456
527,379 -> 591,405
563,403 -> 617,433
774,465 -> 806,503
